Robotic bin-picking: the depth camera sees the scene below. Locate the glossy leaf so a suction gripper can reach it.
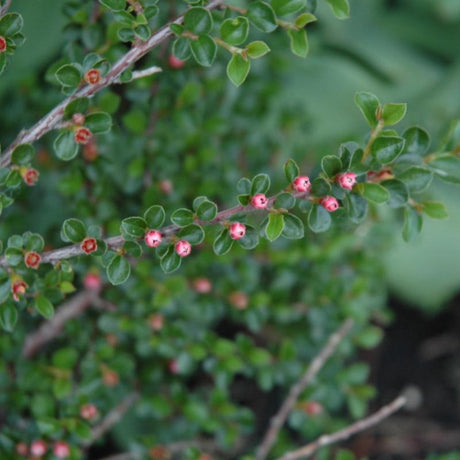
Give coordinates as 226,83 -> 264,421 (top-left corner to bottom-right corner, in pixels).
402,206 -> 422,242
190,35 -> 217,67
382,103 -> 407,126
62,218 -> 87,243
422,201 -> 448,219
144,205 -> 165,228
371,136 -> 405,164
266,213 -> 285,241
120,216 -> 147,239
247,1 -> 277,33
356,182 -> 389,204
354,92 -> 380,128
35,297 -> 55,319
227,53 -> 250,87
184,7 -> 213,34
281,213 -> 304,239
54,131 -> 79,161
220,17 -> 249,46
398,166 -> 433,193
107,254 -> 131,285
308,204 -> 331,233
213,228 -> 234,255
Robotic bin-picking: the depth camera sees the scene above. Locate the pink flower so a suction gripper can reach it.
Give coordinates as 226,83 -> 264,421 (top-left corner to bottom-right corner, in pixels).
81,237 -> 97,254
84,68 -> 101,85
145,230 -> 162,248
84,273 -> 101,291
229,222 -> 246,240
336,172 -> 357,190
251,193 -> 268,209
74,127 -> 92,145
12,280 -> 27,301
72,113 -> 85,125
319,196 -> 339,212
24,251 -> 41,269
80,403 -> 99,421
0,36 -> 6,53
292,176 -> 311,192
53,441 -> 70,458
175,240 -> 191,257
30,440 -> 47,457
22,168 -> 39,186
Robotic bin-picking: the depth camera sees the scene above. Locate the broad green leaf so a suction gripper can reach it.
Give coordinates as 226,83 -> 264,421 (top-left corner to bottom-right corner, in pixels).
134,24 -> 151,41
371,136 -> 405,164
381,179 -> 408,208
144,205 -> 165,228
0,13 -> 23,36
0,304 -> 17,332
184,7 -> 213,34
99,0 -> 126,11
247,1 -> 277,33
355,326 -> 384,349
190,35 -> 217,67
324,0 -> 350,19
281,213 -> 304,239
85,112 -> 112,134
275,193 -> 296,209
356,182 -> 389,204
238,225 -> 259,249
284,159 -> 300,183
287,29 -> 308,58
295,13 -> 317,28
0,278 -> 11,304
55,64 -> 82,88
178,224 -> 205,244
428,154 -> 460,184
402,207 -> 422,242
35,297 -> 55,319
220,17 -> 249,46
213,229 -> 234,255
62,218 -> 87,243
272,0 -> 306,16
422,201 -> 448,219
123,240 -> 142,257
236,177 -> 251,194
311,177 -> 331,196
251,173 -> 270,195
120,216 -> 147,239
54,131 -> 79,161
402,126 -> 430,156
196,200 -> 218,221
354,92 -> 380,128
227,53 -> 250,87
247,41 -> 270,59
382,103 -> 407,126
171,208 -> 194,227
24,233 -> 45,252
173,37 -> 191,60
266,213 -> 285,241
346,193 -> 368,223
64,98 -> 89,119
11,144 -> 34,165
308,204 -> 331,233
321,155 -> 342,177
107,254 -> 131,285
160,246 -> 182,273
398,166 -> 433,193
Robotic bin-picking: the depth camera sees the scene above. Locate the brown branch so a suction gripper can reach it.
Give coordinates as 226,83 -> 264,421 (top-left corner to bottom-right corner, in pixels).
0,190 -> 310,269
277,396 -> 407,460
0,0 -> 225,168
22,290 -> 99,358
256,319 -> 354,460
85,392 -> 140,447
0,0 -> 12,17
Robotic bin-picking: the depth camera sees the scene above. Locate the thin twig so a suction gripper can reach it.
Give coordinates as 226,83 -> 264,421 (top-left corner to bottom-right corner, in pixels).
0,190 -> 310,269
117,66 -> 162,82
0,0 -> 225,169
277,396 -> 407,460
22,290 -> 99,358
256,319 -> 354,460
85,392 -> 140,447
0,0 -> 12,17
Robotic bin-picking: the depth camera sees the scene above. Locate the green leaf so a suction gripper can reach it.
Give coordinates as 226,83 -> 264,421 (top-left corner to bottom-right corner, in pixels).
238,225 -> 259,249
295,13 -> 317,28
184,7 -> 213,34
247,41 -> 270,59
196,200 -> 218,221
99,0 -> 126,11
173,37 -> 191,60
35,297 -> 55,319
0,278 -> 11,304
346,193 -> 368,223
324,0 -> 350,19
107,255 -> 131,285
428,154 -> 460,184
308,204 -> 331,233
4,248 -> 22,266
171,208 -> 194,227
178,224 -> 205,244
144,205 -> 165,228
287,29 -> 309,58
402,207 -> 423,242
213,229 -> 234,255
247,1 -> 278,33
422,201 -> 448,220
356,182 -> 389,204
402,126 -> 430,156
54,131 -> 79,161
0,13 -> 24,36
190,35 -> 217,67
238,194 -> 250,206
64,98 -> 89,119
0,53 -> 6,76
321,155 -> 342,177
371,136 -> 405,164
311,177 -> 331,196
135,24 -> 151,41
118,27 -> 135,42
160,246 -> 182,274
272,0 -> 306,16
11,144 -> 34,165
0,304 -> 17,332
266,213 -> 285,241
55,64 -> 82,88
227,53 -> 250,87
220,17 -> 249,46
381,179 -> 408,208
123,240 -> 142,257
85,112 -> 112,134
398,166 -> 433,193
120,216 -> 147,239
281,213 -> 304,239
251,173 -> 271,195
275,192 -> 296,209
354,92 -> 380,128
62,218 -> 87,243
284,159 -> 300,183
382,103 -> 407,126
355,326 -> 384,349
170,23 -> 184,36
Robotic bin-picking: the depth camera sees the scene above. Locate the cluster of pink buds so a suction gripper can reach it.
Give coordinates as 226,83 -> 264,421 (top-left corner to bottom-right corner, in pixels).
22,168 -> 39,186
336,172 -> 357,190
81,237 -> 97,254
229,222 -> 246,240
84,68 -> 101,85
74,127 -> 92,145
0,36 -> 6,53
175,240 -> 191,257
251,193 -> 268,209
145,230 -> 162,248
320,196 -> 339,212
24,251 -> 41,269
80,403 -> 99,421
12,280 -> 27,301
292,175 -> 311,193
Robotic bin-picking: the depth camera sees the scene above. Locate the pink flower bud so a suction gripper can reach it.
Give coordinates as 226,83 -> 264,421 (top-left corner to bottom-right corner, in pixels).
319,196 -> 339,212
168,359 -> 179,374
229,222 -> 246,240
251,193 -> 268,209
192,277 -> 212,294
148,313 -> 164,331
53,441 -> 70,458
302,400 -> 323,415
175,240 -> 191,257
84,68 -> 101,85
30,440 -> 47,457
102,369 -> 119,387
169,55 -> 185,69
159,179 -> 173,194
336,172 -> 357,190
81,237 -> 97,254
12,280 -> 27,301
80,403 -> 99,421
72,113 -> 85,125
228,291 -> 249,310
24,251 -> 41,269
145,230 -> 162,248
83,140 -> 98,162
292,175 -> 311,192
0,36 -> 6,53
74,127 -> 92,145
16,442 -> 28,456
84,273 -> 101,291
22,168 -> 39,186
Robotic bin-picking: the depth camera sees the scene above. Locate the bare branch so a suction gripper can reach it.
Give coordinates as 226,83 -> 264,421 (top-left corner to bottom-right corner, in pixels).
22,290 -> 99,358
0,0 -> 225,169
277,396 -> 407,460
256,319 -> 354,460
0,0 -> 12,17
85,392 -> 140,447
